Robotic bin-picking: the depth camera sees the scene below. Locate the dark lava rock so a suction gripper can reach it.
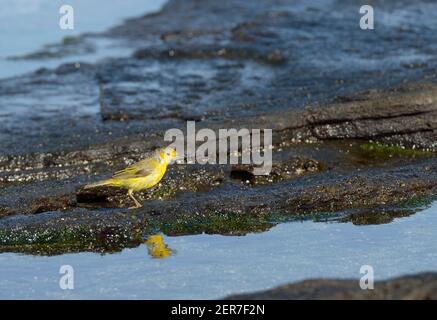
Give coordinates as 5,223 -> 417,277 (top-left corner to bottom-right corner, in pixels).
2,0 -> 437,155
226,272 -> 437,300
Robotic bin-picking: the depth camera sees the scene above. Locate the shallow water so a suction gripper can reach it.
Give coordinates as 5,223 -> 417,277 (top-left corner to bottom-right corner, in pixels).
0,201 -> 435,299
0,0 -> 167,78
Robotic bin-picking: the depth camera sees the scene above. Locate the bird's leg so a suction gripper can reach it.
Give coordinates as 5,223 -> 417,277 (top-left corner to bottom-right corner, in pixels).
128,189 -> 142,209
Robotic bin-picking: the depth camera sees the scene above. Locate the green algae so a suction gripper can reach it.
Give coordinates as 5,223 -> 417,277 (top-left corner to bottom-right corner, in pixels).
0,225 -> 144,256
360,142 -> 434,158
0,195 -> 434,255
0,212 -> 273,255
148,213 -> 273,236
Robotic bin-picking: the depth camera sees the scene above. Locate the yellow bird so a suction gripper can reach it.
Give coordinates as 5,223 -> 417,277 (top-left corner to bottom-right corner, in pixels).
85,146 -> 177,209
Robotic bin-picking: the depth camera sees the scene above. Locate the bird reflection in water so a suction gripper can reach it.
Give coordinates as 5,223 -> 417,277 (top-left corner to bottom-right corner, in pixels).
145,234 -> 176,259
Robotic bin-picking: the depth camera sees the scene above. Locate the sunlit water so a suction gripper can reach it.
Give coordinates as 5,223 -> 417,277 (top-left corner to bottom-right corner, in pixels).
0,0 -> 167,78
0,202 -> 436,299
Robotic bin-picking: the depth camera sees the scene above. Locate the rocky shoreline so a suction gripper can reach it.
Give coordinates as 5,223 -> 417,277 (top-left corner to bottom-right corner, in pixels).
0,0 -> 436,298
226,272 -> 437,299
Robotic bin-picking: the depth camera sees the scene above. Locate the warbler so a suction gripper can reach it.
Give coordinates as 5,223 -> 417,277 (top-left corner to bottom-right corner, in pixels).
85,146 -> 177,209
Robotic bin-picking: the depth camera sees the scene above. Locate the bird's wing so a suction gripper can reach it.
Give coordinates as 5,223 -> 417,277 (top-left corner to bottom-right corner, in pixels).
112,158 -> 158,179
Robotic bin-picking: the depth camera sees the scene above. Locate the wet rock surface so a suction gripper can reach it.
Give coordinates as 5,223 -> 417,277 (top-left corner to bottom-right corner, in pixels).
0,0 -> 437,256
225,272 -> 437,300
3,0 -> 437,155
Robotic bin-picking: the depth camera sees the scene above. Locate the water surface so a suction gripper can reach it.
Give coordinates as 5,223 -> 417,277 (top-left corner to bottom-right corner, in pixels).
0,202 -> 435,299
0,0 -> 167,78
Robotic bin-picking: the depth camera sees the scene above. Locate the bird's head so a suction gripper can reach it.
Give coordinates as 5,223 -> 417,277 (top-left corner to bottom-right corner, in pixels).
157,146 -> 177,164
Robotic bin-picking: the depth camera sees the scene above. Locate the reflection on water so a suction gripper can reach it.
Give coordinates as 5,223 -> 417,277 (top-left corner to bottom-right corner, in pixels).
145,235 -> 175,259
0,201 -> 436,299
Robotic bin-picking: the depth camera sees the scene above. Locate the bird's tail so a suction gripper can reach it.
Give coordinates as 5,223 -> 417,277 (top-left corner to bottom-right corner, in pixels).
84,179 -> 114,189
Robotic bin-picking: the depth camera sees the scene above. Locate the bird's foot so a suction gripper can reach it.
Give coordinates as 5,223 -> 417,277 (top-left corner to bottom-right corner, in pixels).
128,204 -> 143,210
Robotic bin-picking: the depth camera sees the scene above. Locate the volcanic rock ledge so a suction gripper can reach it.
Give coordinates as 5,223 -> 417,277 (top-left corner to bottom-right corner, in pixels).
226,272 -> 437,300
